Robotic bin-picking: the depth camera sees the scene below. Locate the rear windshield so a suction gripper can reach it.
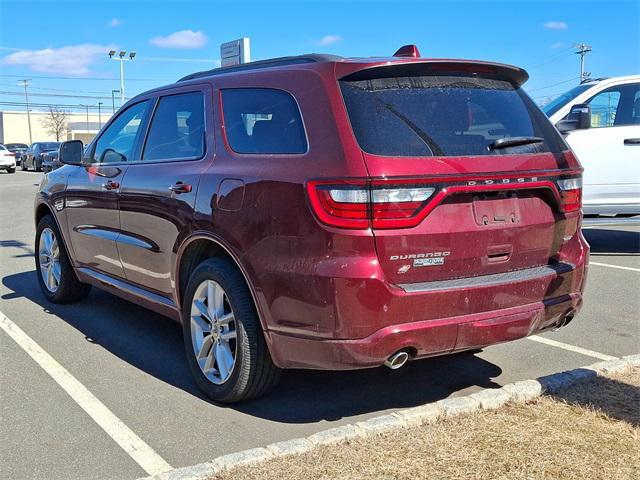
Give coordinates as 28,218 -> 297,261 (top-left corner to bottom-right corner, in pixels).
340,75 -> 567,157
5,143 -> 28,149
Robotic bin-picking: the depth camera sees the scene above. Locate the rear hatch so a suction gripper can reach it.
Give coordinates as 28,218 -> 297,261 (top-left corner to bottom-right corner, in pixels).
338,62 -> 581,286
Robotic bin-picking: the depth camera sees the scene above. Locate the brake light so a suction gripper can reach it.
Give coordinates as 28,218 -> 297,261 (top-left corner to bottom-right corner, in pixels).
556,176 -> 582,213
306,180 -> 435,229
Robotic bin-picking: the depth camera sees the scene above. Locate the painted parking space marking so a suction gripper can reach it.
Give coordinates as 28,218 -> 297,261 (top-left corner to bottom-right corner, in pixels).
0,311 -> 173,477
589,261 -> 640,273
527,335 -> 617,361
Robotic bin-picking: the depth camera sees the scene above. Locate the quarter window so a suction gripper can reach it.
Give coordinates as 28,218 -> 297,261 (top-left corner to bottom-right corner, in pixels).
221,88 -> 307,154
142,92 -> 205,161
93,101 -> 149,163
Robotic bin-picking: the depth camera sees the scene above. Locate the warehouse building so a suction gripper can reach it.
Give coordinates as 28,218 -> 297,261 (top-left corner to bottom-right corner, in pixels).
0,110 -> 113,145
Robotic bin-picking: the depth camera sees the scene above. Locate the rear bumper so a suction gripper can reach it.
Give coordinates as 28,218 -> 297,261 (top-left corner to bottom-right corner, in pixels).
269,291 -> 583,370
267,246 -> 588,370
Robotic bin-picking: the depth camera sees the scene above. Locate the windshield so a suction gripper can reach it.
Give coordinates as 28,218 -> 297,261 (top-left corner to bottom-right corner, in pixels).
38,142 -> 60,151
340,75 -> 566,157
541,84 -> 592,117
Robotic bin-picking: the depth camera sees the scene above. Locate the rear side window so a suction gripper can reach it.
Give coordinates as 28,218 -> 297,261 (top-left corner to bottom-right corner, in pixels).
340,75 -> 566,157
143,91 -> 205,161
221,88 -> 307,154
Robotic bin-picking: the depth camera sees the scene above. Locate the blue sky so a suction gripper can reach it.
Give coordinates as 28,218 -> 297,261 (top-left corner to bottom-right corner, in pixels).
1,0 -> 638,113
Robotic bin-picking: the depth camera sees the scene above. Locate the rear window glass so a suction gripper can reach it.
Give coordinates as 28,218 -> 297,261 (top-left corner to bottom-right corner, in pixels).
221,88 -> 307,154
340,75 -> 566,157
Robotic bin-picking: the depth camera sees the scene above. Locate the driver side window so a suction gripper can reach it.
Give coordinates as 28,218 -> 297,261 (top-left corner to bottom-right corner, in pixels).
93,101 -> 149,163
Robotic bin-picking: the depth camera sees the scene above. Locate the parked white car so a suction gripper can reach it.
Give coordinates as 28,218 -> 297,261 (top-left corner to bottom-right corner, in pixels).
0,144 -> 17,173
543,75 -> 640,216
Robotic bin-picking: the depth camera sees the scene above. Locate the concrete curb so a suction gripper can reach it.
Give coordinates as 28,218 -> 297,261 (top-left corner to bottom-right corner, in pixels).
139,354 -> 639,480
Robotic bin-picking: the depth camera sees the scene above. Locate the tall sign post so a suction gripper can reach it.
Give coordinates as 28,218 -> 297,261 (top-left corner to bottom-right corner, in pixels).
220,38 -> 251,67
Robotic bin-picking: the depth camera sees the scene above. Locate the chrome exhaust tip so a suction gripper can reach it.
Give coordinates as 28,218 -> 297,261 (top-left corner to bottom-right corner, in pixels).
384,350 -> 410,370
554,310 -> 576,330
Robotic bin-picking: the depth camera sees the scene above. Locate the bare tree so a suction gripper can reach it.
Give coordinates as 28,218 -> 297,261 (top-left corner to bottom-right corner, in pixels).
41,107 -> 69,141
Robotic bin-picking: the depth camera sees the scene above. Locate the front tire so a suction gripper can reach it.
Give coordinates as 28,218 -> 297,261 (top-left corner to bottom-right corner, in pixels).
35,215 -> 91,303
8,167 -> 15,174
182,258 -> 281,403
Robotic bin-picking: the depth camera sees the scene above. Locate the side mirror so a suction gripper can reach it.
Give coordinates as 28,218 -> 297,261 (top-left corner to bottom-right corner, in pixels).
556,104 -> 591,134
59,140 -> 84,165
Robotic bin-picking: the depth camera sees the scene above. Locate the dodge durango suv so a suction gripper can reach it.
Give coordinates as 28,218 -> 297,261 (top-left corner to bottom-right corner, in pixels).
34,46 -> 589,403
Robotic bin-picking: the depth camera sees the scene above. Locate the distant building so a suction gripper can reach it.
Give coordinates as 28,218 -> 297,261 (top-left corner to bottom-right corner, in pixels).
0,110 -> 113,145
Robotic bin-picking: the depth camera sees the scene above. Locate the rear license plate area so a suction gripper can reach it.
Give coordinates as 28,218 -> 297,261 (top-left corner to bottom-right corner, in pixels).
472,192 -> 521,226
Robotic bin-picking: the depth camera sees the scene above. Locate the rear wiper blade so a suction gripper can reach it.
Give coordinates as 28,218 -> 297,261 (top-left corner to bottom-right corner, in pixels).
488,136 -> 544,150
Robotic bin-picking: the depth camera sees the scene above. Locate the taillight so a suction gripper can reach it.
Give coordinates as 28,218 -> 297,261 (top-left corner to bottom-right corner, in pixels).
370,184 -> 435,228
307,181 -> 370,229
306,180 -> 435,229
557,176 -> 582,213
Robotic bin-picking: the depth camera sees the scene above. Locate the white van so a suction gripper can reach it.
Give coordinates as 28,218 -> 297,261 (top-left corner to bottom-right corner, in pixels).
543,75 -> 640,216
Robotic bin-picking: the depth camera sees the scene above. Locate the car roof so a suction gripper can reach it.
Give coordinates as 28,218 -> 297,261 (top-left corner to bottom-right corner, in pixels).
177,53 -> 527,84
580,74 -> 640,87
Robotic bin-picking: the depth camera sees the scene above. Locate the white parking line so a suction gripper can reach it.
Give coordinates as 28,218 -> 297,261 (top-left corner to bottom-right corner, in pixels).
0,311 -> 173,477
527,335 -> 617,361
589,261 -> 640,273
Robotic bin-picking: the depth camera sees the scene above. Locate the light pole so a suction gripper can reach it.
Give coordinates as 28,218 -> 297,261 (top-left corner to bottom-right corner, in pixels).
98,102 -> 103,129
79,104 -> 90,133
109,50 -> 135,105
20,79 -> 33,144
111,89 -> 120,113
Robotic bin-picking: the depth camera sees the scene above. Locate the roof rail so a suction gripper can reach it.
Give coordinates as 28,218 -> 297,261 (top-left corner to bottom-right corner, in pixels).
178,54 -> 343,82
580,76 -> 610,84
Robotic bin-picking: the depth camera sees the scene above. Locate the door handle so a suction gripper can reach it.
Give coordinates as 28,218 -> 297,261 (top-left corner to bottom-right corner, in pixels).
101,180 -> 120,191
169,182 -> 192,194
623,138 -> 640,145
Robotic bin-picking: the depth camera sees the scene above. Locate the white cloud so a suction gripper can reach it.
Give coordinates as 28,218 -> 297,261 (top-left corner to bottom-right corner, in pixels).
108,18 -> 123,28
550,42 -> 565,49
543,21 -> 568,30
2,44 -> 115,75
149,30 -> 208,49
318,34 -> 342,46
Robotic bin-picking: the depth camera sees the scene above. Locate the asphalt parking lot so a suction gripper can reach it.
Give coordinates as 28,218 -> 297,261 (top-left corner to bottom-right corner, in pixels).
1,170 -> 638,480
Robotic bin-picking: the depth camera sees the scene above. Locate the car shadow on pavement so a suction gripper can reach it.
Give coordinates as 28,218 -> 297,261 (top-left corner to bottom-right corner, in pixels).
3,270 -> 503,423
582,228 -> 640,255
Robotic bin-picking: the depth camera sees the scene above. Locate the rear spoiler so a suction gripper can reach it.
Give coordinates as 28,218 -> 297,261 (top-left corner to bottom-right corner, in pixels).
338,60 -> 529,87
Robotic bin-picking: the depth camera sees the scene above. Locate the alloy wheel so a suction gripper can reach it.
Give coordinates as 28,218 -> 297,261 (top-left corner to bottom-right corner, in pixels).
38,227 -> 61,292
190,280 -> 237,385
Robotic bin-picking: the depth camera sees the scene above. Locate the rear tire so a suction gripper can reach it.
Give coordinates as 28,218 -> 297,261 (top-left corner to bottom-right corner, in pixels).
21,160 -> 27,171
35,215 -> 91,303
182,258 -> 281,403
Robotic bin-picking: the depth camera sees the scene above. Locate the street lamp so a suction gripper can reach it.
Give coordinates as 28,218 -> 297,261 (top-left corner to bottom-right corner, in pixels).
111,90 -> 120,113
109,49 -> 135,105
98,102 -> 103,129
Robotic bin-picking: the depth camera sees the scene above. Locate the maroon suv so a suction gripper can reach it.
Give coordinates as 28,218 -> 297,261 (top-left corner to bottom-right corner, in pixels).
34,46 -> 589,403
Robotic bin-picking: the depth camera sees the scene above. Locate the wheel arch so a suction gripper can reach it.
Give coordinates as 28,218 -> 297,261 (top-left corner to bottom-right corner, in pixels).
175,232 -> 271,334
35,201 -> 55,227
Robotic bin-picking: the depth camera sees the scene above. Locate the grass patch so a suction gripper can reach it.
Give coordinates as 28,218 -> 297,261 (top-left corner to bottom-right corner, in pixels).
213,368 -> 640,480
